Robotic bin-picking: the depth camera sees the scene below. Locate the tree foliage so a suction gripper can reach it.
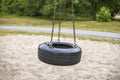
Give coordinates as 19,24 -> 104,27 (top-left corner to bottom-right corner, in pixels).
96,7 -> 111,22
0,0 -> 120,20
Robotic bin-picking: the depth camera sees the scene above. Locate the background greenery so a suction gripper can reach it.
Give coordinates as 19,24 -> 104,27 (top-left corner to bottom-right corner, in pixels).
96,7 -> 111,22
0,0 -> 120,20
1,15 -> 120,33
0,0 -> 120,44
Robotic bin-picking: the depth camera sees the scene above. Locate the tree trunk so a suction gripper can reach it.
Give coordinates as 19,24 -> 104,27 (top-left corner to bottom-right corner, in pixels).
92,1 -> 98,20
64,4 -> 67,20
93,7 -> 97,20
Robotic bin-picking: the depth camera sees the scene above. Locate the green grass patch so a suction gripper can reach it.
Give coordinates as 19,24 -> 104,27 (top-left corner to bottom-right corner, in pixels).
0,15 -> 120,33
0,15 -> 51,27
0,30 -> 120,44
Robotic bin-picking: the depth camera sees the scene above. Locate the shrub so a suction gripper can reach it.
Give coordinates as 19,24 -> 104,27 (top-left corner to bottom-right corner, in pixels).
96,7 -> 111,22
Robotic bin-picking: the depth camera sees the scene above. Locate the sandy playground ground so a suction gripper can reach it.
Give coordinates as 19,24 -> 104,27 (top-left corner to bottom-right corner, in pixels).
0,35 -> 120,80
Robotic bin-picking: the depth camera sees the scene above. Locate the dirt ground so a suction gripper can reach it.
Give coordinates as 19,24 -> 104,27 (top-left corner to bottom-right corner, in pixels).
0,35 -> 120,80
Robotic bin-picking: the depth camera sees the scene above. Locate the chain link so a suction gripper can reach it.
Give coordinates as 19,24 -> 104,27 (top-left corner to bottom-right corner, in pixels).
50,0 -> 77,46
50,0 -> 56,44
72,0 -> 76,45
58,0 -> 62,42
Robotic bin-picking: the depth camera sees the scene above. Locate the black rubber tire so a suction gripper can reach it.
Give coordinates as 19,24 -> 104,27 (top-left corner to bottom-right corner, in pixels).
38,42 -> 82,66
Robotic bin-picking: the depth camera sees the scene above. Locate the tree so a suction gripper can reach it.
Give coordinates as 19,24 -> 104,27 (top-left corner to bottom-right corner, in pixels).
96,6 -> 111,22
0,0 -> 120,20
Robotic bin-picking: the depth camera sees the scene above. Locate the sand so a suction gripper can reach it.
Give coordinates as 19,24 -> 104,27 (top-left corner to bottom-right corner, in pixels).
0,35 -> 120,80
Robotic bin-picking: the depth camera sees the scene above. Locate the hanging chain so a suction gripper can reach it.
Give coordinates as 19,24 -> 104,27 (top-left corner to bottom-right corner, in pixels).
50,0 -> 57,44
58,0 -> 62,42
50,0 -> 77,46
72,0 -> 76,45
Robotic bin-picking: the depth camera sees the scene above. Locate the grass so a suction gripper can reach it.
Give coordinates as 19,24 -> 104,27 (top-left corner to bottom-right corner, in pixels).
0,15 -> 51,27
0,15 -> 120,33
0,15 -> 120,44
0,30 -> 120,44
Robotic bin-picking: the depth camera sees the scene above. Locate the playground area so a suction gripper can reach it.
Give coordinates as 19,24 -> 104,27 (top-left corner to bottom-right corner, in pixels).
0,35 -> 120,80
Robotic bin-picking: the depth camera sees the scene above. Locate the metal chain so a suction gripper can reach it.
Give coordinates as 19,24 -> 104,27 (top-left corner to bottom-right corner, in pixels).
50,0 -> 77,46
50,0 -> 57,44
58,0 -> 62,42
72,0 -> 76,45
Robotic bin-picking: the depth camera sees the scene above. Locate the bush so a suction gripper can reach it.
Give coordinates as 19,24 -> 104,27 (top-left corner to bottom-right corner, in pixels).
96,7 -> 111,22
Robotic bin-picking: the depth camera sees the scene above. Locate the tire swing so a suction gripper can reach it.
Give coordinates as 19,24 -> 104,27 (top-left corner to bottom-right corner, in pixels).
38,0 -> 82,66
